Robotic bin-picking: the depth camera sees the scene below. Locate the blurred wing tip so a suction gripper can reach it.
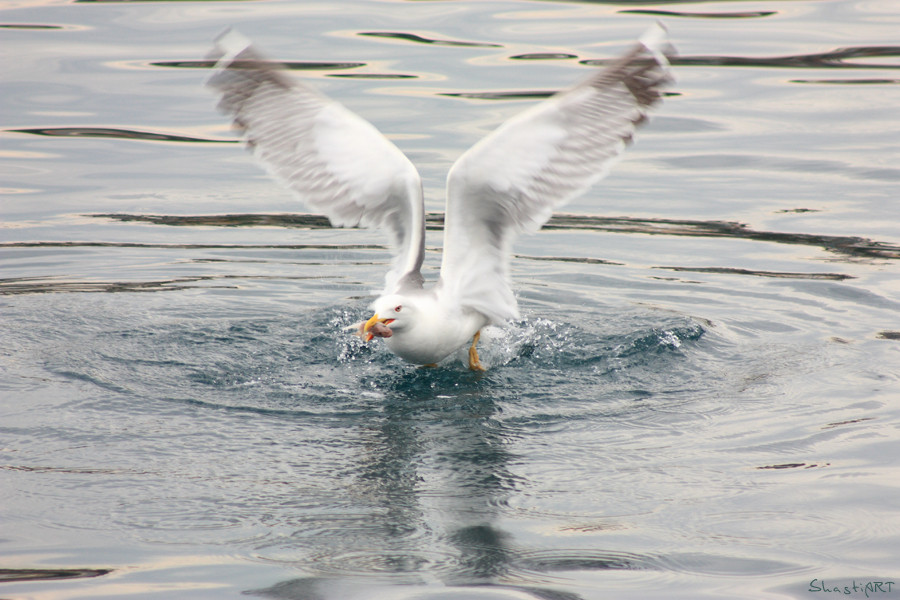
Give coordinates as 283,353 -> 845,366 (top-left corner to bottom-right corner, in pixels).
639,22 -> 677,66
640,21 -> 669,48
211,28 -> 252,64
639,22 -> 667,50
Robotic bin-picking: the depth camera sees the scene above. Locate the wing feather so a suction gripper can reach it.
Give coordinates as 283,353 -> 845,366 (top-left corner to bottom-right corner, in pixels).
206,30 -> 425,293
440,24 -> 674,322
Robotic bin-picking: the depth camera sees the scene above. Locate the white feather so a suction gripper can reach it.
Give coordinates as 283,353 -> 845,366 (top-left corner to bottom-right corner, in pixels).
207,24 -> 674,366
439,23 -> 673,324
207,29 -> 424,293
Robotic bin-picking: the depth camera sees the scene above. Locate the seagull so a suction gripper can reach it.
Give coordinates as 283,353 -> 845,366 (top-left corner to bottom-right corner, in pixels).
207,25 -> 673,370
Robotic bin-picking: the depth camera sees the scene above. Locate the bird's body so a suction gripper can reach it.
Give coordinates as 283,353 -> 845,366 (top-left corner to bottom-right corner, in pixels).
207,26 -> 674,369
368,291 -> 490,366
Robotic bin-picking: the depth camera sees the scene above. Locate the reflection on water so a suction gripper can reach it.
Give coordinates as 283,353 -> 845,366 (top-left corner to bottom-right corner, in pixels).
756,462 -> 829,470
619,9 -> 777,19
0,23 -> 64,29
9,127 -> 235,143
2,0 -> 900,598
152,59 -> 366,71
0,569 -> 111,583
0,275 -> 232,295
1,300 -> 709,599
249,578 -> 589,600
510,53 -> 578,61
86,212 -> 900,261
6,207 -> 896,294
329,73 -> 418,80
151,56 -> 416,78
791,78 -> 900,85
440,90 -> 558,101
359,32 -> 502,48
660,266 -> 852,281
584,45 -> 900,69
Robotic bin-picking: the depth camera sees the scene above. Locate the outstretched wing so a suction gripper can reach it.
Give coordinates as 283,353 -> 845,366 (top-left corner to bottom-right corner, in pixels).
207,30 -> 425,293
438,24 -> 674,323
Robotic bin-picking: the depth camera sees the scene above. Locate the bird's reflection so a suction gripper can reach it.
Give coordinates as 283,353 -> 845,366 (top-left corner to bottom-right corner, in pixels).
248,371 -> 582,599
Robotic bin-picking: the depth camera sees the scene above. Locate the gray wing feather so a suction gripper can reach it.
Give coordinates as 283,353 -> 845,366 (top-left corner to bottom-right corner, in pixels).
440,24 -> 674,323
207,30 -> 425,293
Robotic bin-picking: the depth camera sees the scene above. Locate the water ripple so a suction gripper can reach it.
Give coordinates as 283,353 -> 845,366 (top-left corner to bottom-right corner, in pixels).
515,548 -> 661,573
0,23 -> 66,29
4,2 -> 900,597
792,78 -> 900,85
582,46 -> 900,70
151,59 -> 365,71
655,552 -> 804,577
659,266 -> 853,281
510,53 -> 578,61
619,9 -> 777,19
87,212 -> 900,260
248,578 -> 587,600
8,127 -> 235,144
0,569 -> 111,582
358,32 -> 502,49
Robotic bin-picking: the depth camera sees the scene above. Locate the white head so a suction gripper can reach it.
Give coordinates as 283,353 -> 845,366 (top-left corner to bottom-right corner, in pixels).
363,294 -> 418,340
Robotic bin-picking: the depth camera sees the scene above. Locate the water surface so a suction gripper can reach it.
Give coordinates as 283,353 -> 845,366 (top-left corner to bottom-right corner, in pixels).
2,1 -> 899,599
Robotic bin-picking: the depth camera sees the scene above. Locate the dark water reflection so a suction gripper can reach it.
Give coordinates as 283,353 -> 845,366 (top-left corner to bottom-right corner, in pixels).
0,23 -> 66,29
510,53 -> 579,61
619,9 -> 777,19
10,127 -> 235,143
249,578 -> 588,600
89,212 -> 900,261
792,78 -> 900,85
584,45 -> 900,70
2,0 -> 900,598
202,321 -> 710,599
153,59 -> 366,70
5,207 -> 898,295
359,32 -> 502,48
0,569 -> 111,582
350,392 -> 517,584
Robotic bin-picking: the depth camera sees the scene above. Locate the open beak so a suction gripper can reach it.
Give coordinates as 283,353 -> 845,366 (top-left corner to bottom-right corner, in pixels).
362,313 -> 395,341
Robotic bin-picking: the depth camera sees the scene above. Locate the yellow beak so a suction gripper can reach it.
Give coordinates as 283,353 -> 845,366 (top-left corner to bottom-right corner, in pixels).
362,313 -> 395,341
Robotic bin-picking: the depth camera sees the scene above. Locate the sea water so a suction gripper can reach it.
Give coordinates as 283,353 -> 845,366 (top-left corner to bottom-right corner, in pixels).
1,1 -> 899,598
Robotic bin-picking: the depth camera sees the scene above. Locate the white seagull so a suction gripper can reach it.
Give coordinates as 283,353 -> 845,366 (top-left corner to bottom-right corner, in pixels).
207,25 -> 674,370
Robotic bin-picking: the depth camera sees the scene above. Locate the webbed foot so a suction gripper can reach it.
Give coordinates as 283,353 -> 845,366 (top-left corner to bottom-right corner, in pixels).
468,330 -> 487,371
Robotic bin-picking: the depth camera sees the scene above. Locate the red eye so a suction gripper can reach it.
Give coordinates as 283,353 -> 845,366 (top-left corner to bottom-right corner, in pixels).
395,305 -> 402,312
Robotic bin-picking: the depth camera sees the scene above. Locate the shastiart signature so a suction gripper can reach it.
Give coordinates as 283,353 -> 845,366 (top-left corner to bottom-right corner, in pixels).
809,579 -> 896,598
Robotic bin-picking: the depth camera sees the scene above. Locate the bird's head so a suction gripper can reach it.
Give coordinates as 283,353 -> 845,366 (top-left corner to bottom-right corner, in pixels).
362,294 -> 415,341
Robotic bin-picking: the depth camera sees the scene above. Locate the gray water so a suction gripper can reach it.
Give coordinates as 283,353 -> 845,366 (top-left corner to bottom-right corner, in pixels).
2,1 -> 899,599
